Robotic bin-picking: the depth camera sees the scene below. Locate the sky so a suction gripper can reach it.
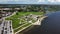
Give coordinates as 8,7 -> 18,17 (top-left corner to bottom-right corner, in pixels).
0,0 -> 60,4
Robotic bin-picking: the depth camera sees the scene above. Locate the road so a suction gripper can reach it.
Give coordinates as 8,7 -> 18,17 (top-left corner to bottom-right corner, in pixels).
0,11 -> 17,34
0,20 -> 14,34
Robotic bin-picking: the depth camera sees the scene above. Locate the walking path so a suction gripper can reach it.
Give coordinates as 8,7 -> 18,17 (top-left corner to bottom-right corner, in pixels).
15,24 -> 32,34
1,11 -> 47,34
15,16 -> 47,34
14,23 -> 28,30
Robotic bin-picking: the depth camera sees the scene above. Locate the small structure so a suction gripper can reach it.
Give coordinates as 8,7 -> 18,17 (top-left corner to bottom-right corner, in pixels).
33,16 -> 47,25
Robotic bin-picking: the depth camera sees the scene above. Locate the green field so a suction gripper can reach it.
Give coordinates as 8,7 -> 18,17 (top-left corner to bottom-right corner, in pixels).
6,12 -> 44,31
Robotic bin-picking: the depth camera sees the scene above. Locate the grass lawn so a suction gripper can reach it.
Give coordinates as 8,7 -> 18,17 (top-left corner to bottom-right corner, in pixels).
14,23 -> 31,32
6,11 -> 44,29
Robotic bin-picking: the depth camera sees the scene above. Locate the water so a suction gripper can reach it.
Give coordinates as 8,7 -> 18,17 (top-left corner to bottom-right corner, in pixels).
24,11 -> 60,34
40,11 -> 60,34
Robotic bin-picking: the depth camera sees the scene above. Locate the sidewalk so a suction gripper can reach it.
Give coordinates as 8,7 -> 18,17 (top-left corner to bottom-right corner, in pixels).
15,24 -> 32,34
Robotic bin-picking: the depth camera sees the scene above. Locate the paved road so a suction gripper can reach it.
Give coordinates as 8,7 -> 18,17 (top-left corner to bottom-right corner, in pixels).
0,20 -> 13,34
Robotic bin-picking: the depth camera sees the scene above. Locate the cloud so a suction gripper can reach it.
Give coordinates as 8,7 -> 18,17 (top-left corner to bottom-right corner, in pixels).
48,0 -> 60,2
38,0 -> 45,2
38,0 -> 60,3
0,0 -> 60,4
48,0 -> 55,2
56,0 -> 60,2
